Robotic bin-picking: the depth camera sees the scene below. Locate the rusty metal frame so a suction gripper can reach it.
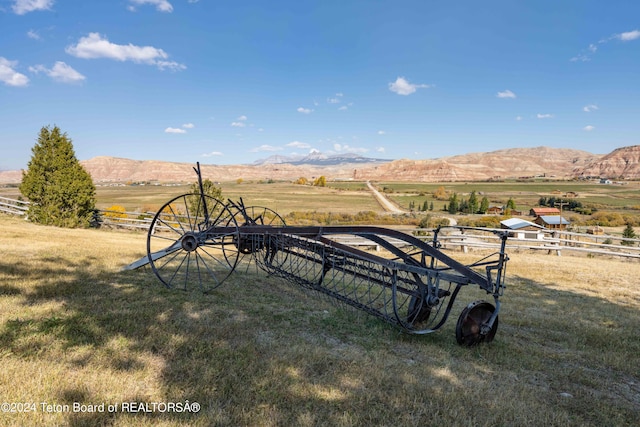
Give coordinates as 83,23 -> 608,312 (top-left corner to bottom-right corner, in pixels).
125,163 -> 510,344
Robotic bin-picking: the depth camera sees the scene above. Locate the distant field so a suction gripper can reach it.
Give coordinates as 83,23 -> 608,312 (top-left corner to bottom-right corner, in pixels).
3,179 -> 640,222
93,182 -> 382,215
1,214 -> 638,426
373,180 -> 640,215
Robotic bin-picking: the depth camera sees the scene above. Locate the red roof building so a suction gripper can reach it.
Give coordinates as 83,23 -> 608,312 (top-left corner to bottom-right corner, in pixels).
529,207 -> 561,217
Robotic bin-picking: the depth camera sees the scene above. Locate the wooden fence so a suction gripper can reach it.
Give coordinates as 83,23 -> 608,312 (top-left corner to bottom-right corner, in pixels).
419,228 -> 640,259
1,196 -> 639,259
0,196 -> 29,216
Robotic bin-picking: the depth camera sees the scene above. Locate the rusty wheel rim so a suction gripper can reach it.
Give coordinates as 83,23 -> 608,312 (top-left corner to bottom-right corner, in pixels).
455,300 -> 498,346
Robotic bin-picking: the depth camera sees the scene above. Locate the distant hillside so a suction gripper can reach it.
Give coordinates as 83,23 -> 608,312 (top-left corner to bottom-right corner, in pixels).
77,156 -> 374,183
353,147 -> 599,181
577,145 -> 640,179
3,146 -> 640,184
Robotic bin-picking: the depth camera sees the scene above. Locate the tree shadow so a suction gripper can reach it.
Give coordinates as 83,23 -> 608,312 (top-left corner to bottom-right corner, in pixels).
1,253 -> 639,425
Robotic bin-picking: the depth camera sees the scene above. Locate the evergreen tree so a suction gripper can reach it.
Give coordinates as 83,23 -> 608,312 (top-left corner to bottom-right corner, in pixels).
20,126 -> 96,228
459,198 -> 469,214
621,223 -> 636,246
547,197 -> 556,208
506,197 -> 516,210
479,196 -> 490,214
429,201 -> 434,211
448,193 -> 459,214
468,191 -> 479,214
422,200 -> 429,212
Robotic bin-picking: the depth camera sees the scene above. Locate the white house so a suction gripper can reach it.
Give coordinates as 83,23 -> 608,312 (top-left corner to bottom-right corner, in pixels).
500,218 -> 546,240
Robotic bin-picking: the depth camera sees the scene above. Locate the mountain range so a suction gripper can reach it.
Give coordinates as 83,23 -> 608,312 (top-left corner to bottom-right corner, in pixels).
252,150 -> 391,166
0,145 -> 638,184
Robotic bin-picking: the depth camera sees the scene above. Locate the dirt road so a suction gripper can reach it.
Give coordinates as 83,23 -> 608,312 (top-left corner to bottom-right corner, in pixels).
366,181 -> 406,213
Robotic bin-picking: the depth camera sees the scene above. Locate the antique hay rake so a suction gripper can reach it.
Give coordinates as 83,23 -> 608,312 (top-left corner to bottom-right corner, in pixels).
127,164 -> 510,346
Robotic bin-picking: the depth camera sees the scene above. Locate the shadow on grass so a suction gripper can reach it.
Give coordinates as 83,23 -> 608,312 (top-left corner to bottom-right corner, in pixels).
1,255 -> 639,426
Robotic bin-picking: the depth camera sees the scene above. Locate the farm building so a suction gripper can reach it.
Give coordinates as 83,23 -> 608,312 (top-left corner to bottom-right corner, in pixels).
500,218 -> 545,239
535,215 -> 570,230
530,207 -> 560,217
587,225 -> 604,235
487,206 -> 503,215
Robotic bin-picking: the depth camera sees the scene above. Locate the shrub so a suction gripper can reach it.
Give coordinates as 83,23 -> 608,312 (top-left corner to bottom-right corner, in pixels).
103,205 -> 127,223
20,126 -> 96,228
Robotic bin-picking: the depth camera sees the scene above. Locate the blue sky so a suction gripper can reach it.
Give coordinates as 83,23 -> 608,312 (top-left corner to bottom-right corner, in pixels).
1,0 -> 639,171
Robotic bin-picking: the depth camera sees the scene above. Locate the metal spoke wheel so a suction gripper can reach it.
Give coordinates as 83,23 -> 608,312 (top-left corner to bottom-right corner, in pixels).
231,205 -> 286,255
455,300 -> 498,346
234,206 -> 290,274
407,294 -> 432,325
147,193 -> 239,292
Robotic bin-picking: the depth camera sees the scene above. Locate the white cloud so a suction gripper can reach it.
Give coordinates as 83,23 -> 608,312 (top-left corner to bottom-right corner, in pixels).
515,116 -> 523,121
27,30 -> 41,40
66,33 -> 185,71
12,0 -> 54,15
377,130 -> 385,135
570,53 -> 591,62
128,0 -> 173,12
230,121 -> 246,127
297,107 -> 313,114
583,104 -> 598,112
388,76 -> 430,95
573,30 -> 639,62
333,143 -> 368,154
617,30 -> 640,41
165,127 -> 186,134
236,115 -> 247,121
327,97 -> 340,104
155,60 -> 185,71
338,105 -> 348,111
537,113 -> 554,119
335,92 -> 343,97
29,61 -> 85,83
251,144 -> 282,152
496,89 -> 516,99
571,44 -> 598,62
0,58 -> 29,87
202,151 -> 223,157
182,123 -> 194,128
376,147 -> 385,153
286,141 -> 310,149
583,125 -> 595,131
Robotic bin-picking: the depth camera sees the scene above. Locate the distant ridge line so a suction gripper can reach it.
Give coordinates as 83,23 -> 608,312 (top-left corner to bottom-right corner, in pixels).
2,145 -> 640,184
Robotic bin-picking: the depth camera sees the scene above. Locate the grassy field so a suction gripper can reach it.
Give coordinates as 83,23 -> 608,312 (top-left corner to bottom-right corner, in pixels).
3,178 -> 639,217
94,182 -> 382,215
373,180 -> 640,212
0,214 -> 639,426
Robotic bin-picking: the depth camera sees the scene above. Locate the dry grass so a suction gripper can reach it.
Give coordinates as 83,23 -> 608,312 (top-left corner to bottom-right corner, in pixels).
0,215 -> 639,426
91,182 -> 382,215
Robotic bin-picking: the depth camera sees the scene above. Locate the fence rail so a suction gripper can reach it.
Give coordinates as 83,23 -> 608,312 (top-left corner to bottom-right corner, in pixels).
412,228 -> 640,259
0,196 -> 29,216
1,196 -> 639,259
